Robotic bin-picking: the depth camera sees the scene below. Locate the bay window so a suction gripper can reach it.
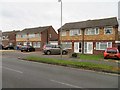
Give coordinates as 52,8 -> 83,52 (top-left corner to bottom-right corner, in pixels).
96,42 -> 112,50
33,42 -> 40,48
62,42 -> 72,49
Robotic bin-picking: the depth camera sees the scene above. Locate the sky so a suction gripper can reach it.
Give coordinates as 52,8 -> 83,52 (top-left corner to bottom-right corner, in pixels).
0,0 -> 120,32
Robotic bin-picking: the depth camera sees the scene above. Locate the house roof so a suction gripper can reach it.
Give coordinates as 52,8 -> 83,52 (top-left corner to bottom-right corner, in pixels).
58,17 -> 118,31
2,30 -> 20,36
17,26 -> 52,34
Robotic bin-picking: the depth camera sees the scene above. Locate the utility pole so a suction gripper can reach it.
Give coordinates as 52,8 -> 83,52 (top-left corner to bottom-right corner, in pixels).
58,0 -> 63,59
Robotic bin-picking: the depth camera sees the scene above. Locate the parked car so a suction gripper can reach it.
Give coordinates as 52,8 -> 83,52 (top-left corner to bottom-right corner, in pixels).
104,47 -> 120,59
4,45 -> 14,50
21,45 -> 35,52
0,44 -> 4,50
16,45 -> 22,50
43,44 -> 68,55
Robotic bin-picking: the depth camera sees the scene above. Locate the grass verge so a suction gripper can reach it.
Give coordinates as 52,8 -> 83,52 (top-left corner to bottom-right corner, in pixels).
78,54 -> 117,61
24,56 -> 120,74
78,54 -> 104,60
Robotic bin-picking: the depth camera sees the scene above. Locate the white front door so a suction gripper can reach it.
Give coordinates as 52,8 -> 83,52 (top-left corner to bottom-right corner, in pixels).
74,42 -> 82,53
84,42 -> 93,54
74,42 -> 79,53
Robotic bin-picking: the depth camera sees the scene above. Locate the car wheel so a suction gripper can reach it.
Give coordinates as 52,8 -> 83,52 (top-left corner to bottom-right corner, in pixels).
21,50 -> 23,52
8,48 -> 10,50
62,51 -> 67,55
46,51 -> 51,55
104,57 -> 107,59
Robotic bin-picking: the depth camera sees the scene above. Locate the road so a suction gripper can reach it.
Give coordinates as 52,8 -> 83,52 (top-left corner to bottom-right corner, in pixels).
2,54 -> 119,88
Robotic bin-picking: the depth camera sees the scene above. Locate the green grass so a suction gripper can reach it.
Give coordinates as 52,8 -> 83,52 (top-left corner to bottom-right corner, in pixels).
78,54 -> 104,60
24,56 -> 120,74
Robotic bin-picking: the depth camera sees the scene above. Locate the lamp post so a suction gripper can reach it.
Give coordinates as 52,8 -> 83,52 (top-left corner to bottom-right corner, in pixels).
58,0 -> 63,59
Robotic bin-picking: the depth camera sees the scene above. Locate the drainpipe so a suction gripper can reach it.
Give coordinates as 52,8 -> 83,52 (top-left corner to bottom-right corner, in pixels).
82,28 -> 85,54
47,30 -> 49,44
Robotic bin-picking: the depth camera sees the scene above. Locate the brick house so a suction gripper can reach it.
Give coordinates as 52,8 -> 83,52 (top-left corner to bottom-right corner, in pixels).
58,17 -> 119,54
16,26 -> 58,50
2,30 -> 20,47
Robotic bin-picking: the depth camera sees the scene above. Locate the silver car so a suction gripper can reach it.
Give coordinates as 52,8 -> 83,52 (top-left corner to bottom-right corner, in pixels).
43,44 -> 68,55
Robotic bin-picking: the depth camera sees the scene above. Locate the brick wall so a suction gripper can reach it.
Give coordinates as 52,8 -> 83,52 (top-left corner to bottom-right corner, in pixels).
60,27 -> 117,41
2,31 -> 17,46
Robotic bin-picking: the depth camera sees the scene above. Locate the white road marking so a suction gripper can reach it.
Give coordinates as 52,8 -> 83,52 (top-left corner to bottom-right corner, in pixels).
2,66 -> 23,74
50,79 -> 82,88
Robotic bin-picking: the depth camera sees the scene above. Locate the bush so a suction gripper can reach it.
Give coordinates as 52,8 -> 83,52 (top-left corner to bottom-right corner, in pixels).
72,53 -> 78,58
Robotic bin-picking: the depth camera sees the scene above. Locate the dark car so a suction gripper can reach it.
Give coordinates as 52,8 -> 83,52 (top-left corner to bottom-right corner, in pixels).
43,44 -> 68,55
0,44 -> 4,50
104,47 -> 120,59
4,45 -> 14,50
21,45 -> 35,52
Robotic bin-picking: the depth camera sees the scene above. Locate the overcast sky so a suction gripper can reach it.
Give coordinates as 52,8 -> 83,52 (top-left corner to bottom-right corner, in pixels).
0,0 -> 119,32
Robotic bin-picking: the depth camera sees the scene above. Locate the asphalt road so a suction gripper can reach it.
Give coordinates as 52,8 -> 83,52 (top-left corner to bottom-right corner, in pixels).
2,55 -> 119,88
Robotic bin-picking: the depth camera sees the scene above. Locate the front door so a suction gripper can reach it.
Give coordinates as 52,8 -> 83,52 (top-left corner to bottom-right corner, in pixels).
74,42 -> 82,53
84,42 -> 93,54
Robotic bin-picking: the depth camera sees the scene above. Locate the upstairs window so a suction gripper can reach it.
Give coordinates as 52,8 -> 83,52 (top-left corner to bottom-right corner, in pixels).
16,34 -> 21,38
70,29 -> 81,36
85,28 -> 99,35
61,31 -> 66,36
35,33 -> 41,37
28,34 -> 35,38
21,34 -> 27,38
49,34 -> 52,38
2,36 -> 8,40
104,26 -> 113,35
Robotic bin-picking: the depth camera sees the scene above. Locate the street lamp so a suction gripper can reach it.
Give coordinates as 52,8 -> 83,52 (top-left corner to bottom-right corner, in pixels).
58,0 -> 63,59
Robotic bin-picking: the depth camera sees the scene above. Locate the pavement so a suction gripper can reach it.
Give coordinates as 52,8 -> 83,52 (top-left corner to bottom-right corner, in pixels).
2,55 -> 119,88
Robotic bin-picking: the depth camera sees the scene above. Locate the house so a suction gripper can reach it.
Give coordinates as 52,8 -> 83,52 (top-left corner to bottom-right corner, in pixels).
2,30 -> 20,47
58,17 -> 119,54
16,26 -> 58,50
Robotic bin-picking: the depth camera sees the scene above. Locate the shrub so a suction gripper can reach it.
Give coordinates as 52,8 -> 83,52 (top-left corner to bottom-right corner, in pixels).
72,53 -> 78,58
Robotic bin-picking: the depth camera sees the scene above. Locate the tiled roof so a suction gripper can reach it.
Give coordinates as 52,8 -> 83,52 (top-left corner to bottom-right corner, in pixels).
2,31 -> 20,36
17,26 -> 51,34
58,17 -> 118,31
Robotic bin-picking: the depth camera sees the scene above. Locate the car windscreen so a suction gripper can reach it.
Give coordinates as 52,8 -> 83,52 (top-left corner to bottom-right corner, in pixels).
22,46 -> 27,48
106,49 -> 118,53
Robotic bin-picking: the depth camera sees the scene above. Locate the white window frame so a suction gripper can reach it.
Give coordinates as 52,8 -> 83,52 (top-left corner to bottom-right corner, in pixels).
16,34 -> 19,38
23,42 -> 32,46
33,42 -> 40,48
61,31 -> 66,36
70,29 -> 81,36
96,42 -> 112,50
104,26 -> 113,35
49,34 -> 52,38
28,33 -> 35,38
35,33 -> 41,37
85,28 -> 99,35
21,34 -> 27,38
62,42 -> 72,49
